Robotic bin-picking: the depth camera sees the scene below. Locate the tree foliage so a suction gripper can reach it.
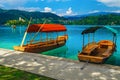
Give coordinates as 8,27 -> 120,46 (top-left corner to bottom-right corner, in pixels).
66,14 -> 120,25
0,9 -> 66,25
5,20 -> 27,26
1,8 -> 120,25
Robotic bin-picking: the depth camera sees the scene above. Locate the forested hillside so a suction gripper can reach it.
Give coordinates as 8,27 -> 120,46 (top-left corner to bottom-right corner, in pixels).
0,8 -> 120,25
0,8 -> 66,25
67,13 -> 120,25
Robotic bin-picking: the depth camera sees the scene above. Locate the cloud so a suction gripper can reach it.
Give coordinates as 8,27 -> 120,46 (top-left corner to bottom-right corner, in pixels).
42,7 -> 57,14
0,4 -> 4,8
17,7 -> 41,12
47,0 -> 70,2
0,0 -> 28,9
88,10 -> 120,14
97,0 -> 120,7
66,7 -> 72,15
35,0 -> 44,2
109,10 -> 120,13
44,7 -> 52,12
56,7 -> 78,16
35,0 -> 38,2
88,10 -> 100,14
58,12 -> 78,16
0,0 -> 27,5
55,0 -> 70,2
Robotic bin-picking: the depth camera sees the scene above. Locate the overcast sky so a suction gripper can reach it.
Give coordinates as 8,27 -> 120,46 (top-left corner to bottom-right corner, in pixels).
0,0 -> 120,16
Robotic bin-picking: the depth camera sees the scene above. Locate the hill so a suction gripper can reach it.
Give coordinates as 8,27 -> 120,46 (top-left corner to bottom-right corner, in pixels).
0,9 -> 66,25
0,8 -> 120,25
65,12 -> 120,25
64,12 -> 120,20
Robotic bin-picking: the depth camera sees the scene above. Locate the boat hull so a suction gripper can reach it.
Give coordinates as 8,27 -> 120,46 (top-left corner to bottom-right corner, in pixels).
14,42 -> 65,53
78,40 -> 115,63
78,54 -> 106,63
14,35 -> 68,53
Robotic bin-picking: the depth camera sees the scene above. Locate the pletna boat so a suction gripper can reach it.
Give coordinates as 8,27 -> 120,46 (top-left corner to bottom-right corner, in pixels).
14,23 -> 68,53
78,26 -> 117,63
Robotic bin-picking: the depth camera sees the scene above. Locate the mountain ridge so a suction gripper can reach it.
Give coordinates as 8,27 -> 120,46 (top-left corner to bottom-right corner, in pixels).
0,8 -> 120,25
0,8 -> 66,25
64,12 -> 120,20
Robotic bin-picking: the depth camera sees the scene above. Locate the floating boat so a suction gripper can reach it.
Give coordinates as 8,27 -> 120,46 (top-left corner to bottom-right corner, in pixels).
14,22 -> 68,53
78,26 -> 117,63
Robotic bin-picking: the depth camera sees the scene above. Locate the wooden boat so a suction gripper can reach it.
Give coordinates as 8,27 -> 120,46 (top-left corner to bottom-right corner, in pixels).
78,26 -> 117,63
14,22 -> 68,53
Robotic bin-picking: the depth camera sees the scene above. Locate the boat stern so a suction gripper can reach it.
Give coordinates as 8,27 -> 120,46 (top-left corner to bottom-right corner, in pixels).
78,53 -> 105,63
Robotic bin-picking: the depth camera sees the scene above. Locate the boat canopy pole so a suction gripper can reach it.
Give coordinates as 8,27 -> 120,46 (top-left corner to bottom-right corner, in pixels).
115,36 -> 117,46
82,34 -> 85,50
113,34 -> 115,43
112,34 -> 117,46
46,32 -> 48,42
40,32 -> 42,41
64,31 -> 66,35
50,32 -> 52,40
20,17 -> 32,47
93,33 -> 94,42
30,20 -> 46,43
88,34 -> 90,46
56,32 -> 59,44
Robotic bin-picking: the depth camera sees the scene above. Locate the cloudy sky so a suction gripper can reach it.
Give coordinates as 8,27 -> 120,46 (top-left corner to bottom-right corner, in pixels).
0,0 -> 120,16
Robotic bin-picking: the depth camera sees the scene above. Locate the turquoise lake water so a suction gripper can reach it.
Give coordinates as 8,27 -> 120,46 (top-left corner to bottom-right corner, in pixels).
0,25 -> 120,66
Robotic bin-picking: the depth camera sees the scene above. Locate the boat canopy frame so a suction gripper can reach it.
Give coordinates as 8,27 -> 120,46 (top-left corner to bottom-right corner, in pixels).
81,26 -> 118,36
21,23 -> 67,46
81,26 -> 118,49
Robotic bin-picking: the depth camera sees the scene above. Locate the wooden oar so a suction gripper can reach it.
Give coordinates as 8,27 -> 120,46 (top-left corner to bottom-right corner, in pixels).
20,17 -> 32,47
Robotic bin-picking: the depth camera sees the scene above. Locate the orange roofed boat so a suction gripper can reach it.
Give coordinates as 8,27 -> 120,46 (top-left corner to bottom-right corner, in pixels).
14,21 -> 68,53
78,26 -> 117,63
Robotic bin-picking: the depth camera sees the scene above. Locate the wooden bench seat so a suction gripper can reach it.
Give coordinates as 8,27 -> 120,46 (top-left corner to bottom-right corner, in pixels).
83,44 -> 98,55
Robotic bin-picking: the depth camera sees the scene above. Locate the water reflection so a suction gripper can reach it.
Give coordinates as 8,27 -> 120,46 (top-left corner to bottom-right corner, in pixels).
41,45 -> 68,58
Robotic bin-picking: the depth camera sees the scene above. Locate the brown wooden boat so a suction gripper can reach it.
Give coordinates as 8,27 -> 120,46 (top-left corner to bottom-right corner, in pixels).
14,23 -> 68,53
78,26 -> 117,63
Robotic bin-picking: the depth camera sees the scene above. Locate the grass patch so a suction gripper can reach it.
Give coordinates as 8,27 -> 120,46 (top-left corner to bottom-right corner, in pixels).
0,65 -> 56,80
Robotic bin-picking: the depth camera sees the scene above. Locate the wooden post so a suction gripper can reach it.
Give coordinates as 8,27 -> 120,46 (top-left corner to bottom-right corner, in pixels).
56,32 -> 59,44
93,33 -> 94,42
82,34 -> 85,50
113,34 -> 115,43
40,32 -> 42,41
115,36 -> 117,46
46,32 -> 48,45
20,17 -> 32,47
49,32 -> 52,40
64,31 -> 66,35
88,34 -> 90,46
46,32 -> 48,44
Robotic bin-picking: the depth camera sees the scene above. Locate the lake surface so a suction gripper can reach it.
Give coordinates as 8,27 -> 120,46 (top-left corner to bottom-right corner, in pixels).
0,25 -> 120,66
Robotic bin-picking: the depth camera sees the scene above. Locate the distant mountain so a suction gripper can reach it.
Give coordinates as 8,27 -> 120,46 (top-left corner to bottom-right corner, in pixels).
85,12 -> 120,16
0,8 -> 4,12
0,8 -> 66,25
64,12 -> 120,20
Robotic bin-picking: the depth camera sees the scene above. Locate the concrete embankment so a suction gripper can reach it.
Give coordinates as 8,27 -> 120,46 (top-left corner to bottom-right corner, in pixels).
0,48 -> 120,80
